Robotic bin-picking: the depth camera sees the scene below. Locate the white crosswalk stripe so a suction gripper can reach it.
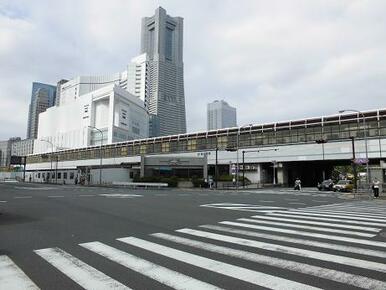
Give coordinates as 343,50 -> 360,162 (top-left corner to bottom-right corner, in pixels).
219,221 -> 386,247
79,241 -> 221,290
2,200 -> 386,289
278,210 -> 386,222
266,212 -> 386,227
237,218 -> 377,237
175,228 -> 386,273
249,215 -> 382,232
199,224 -> 386,258
34,248 -> 129,290
0,256 -> 39,290
200,202 -> 287,212
117,236 -> 320,290
152,232 -> 386,290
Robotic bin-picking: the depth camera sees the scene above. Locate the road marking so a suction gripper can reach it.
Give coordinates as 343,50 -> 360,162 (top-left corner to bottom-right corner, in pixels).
176,228 -> 386,273
286,210 -> 386,222
289,202 -> 306,205
47,195 -> 64,198
153,232 -> 386,290
79,194 -> 95,197
238,218 -> 375,237
313,206 -> 386,214
200,224 -> 386,259
250,215 -> 381,232
34,247 -> 128,290
200,203 -> 287,212
118,236 -> 319,290
98,194 -> 142,198
0,200 -> 7,203
285,198 -> 298,201
304,208 -> 386,217
14,196 -> 32,199
219,221 -> 386,248
267,212 -> 386,227
80,241 -> 220,290
259,200 -> 275,203
311,200 -> 329,203
0,255 -> 40,290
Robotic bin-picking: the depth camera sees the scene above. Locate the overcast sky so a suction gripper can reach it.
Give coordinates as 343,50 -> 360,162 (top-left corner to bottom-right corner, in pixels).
1,0 -> 386,140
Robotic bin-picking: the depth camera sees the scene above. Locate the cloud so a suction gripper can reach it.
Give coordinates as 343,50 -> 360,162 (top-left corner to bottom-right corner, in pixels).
1,0 -> 386,140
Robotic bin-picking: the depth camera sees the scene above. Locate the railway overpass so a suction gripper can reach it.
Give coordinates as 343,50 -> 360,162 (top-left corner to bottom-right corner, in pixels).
25,109 -> 386,186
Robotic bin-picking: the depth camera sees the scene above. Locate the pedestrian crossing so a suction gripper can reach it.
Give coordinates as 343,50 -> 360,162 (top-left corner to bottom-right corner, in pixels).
2,201 -> 386,289
200,202 -> 287,212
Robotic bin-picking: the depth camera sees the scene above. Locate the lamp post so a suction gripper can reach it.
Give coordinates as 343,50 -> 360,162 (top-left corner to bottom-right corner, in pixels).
339,110 -> 369,187
215,147 -> 218,189
242,148 -> 279,188
88,126 -> 103,185
226,124 -> 252,190
39,139 -> 54,183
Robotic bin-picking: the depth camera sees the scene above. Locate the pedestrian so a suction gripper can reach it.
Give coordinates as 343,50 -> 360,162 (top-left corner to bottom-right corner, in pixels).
294,177 -> 301,190
372,178 -> 380,198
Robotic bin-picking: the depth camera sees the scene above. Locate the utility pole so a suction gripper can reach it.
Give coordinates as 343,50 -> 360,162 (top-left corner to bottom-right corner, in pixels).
215,147 -> 218,189
88,126 -> 103,185
242,151 -> 245,188
350,136 -> 357,193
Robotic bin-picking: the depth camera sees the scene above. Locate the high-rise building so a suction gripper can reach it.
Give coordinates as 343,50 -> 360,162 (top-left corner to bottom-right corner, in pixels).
0,137 -> 21,167
26,82 -> 56,139
207,100 -> 237,130
55,79 -> 69,106
140,7 -> 186,136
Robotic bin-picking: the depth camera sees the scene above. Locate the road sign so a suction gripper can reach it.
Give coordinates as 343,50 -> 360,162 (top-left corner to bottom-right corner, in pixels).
231,164 -> 236,175
353,158 -> 369,165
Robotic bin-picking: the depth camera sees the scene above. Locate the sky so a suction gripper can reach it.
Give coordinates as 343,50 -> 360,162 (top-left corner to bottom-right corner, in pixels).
1,0 -> 386,140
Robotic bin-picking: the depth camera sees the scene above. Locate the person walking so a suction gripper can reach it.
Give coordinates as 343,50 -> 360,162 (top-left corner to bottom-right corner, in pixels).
372,178 -> 380,198
294,178 -> 302,190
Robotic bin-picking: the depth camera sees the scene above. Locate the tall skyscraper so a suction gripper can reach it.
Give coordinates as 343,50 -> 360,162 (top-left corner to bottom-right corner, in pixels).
207,100 -> 237,130
140,7 -> 186,136
55,79 -> 69,106
26,82 -> 56,139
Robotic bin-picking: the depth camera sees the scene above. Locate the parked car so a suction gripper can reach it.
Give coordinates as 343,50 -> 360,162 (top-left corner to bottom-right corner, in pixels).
333,180 -> 353,192
317,179 -> 334,191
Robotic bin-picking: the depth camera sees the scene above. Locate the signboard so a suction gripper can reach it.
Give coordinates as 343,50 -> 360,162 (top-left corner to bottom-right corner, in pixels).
353,158 -> 369,165
231,164 -> 236,175
10,155 -> 24,165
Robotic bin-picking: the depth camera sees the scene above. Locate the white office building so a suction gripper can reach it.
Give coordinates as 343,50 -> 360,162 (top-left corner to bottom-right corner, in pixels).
207,100 -> 237,130
34,85 -> 148,154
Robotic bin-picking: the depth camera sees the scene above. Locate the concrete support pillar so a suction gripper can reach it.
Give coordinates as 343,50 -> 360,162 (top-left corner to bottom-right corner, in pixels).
203,155 -> 208,180
277,163 -> 288,186
256,163 -> 263,187
140,155 -> 145,178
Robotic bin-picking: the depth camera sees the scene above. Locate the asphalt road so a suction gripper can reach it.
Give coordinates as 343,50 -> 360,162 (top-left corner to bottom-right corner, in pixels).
1,182 -> 386,289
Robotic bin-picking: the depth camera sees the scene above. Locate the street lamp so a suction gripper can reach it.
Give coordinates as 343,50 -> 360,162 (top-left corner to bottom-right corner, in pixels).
39,139 -> 54,183
242,148 -> 279,188
339,110 -> 369,187
226,124 -> 252,190
88,126 -> 103,185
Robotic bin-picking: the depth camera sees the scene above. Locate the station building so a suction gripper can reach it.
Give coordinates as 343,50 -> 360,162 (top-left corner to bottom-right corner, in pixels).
25,108 -> 386,187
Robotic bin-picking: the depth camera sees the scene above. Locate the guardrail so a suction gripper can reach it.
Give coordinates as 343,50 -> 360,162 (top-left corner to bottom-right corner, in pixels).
112,181 -> 168,189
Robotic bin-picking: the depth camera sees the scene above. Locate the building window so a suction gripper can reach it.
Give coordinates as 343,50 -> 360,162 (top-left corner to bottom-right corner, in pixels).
165,27 -> 173,60
70,172 -> 74,179
63,172 -> 67,179
58,172 -> 62,179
